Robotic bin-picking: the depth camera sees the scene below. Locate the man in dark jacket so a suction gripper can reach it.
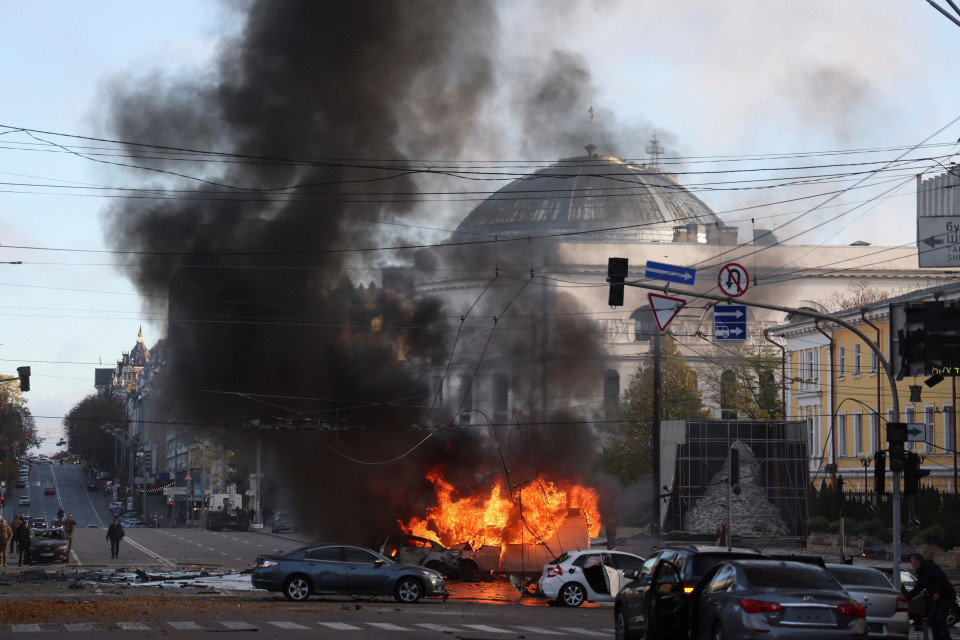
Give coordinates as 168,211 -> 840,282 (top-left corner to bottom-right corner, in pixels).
903,552 -> 956,640
9,514 -> 22,554
14,520 -> 31,566
106,518 -> 124,559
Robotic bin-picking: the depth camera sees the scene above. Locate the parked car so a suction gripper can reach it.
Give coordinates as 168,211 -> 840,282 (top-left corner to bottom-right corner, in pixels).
537,549 -> 646,607
29,528 -> 69,563
251,543 -> 448,603
30,517 -> 48,529
270,511 -> 298,534
690,559 -> 866,640
614,545 -> 766,640
43,484 -> 55,495
378,533 -> 467,578
825,563 -> 909,640
17,496 -> 30,506
15,479 -> 25,488
86,482 -> 98,491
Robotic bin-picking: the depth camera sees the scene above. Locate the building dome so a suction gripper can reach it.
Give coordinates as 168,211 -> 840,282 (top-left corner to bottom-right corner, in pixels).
452,154 -> 724,243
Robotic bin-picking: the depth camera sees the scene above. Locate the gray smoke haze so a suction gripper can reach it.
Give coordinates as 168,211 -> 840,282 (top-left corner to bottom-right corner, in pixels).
102,0 -> 624,540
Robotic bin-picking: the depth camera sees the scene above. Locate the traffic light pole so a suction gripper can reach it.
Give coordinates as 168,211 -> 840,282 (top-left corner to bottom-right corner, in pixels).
619,278 -> 903,585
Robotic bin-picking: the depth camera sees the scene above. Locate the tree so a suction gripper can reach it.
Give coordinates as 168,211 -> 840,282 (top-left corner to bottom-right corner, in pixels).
0,379 -> 36,478
602,334 -> 708,484
62,393 -> 127,471
702,342 -> 784,420
820,279 -> 889,312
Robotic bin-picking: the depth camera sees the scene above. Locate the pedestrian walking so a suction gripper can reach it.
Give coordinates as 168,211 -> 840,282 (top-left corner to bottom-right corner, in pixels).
0,517 -> 12,567
9,514 -> 23,554
903,552 -> 956,640
106,518 -> 124,559
56,506 -> 64,524
62,513 -> 77,554
715,518 -> 730,546
14,520 -> 30,566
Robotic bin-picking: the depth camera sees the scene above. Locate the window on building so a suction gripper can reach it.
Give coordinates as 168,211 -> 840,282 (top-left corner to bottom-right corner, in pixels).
925,405 -> 936,451
870,342 -> 878,373
494,374 -> 509,414
945,405 -> 955,457
459,375 -> 473,424
806,350 -> 815,382
837,414 -> 847,458
838,346 -> 845,378
632,308 -> 657,342
853,412 -> 863,455
720,370 -> 737,420
603,370 -> 620,420
853,344 -> 861,376
905,406 -> 915,450
870,411 -> 879,454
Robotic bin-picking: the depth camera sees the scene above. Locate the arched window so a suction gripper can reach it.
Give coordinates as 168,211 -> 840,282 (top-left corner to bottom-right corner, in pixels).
720,370 -> 737,420
603,370 -> 620,419
631,308 -> 657,342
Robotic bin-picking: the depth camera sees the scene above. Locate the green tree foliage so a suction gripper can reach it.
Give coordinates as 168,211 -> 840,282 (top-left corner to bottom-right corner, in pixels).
702,343 -> 784,420
62,393 -> 127,471
602,334 -> 709,484
0,379 -> 36,477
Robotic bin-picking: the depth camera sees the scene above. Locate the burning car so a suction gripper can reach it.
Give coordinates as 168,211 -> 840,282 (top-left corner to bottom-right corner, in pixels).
378,533 -> 480,579
30,528 -> 69,563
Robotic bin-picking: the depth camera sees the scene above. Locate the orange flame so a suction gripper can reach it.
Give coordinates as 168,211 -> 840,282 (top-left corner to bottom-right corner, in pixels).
400,466 -> 601,549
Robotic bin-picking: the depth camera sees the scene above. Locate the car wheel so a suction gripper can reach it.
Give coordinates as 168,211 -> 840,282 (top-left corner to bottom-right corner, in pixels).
394,577 -> 423,603
559,582 -> 586,607
283,574 -> 312,602
712,622 -> 725,640
615,607 -> 631,640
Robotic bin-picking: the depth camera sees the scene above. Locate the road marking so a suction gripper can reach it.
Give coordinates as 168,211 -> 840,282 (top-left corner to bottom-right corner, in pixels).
64,623 -> 101,631
268,621 -> 311,630
122,536 -> 177,569
117,622 -> 153,630
368,623 -> 410,631
514,627 -> 567,635
564,628 -> 611,637
218,621 -> 258,631
319,622 -> 363,630
462,624 -> 513,633
417,623 -> 465,632
11,623 -> 42,632
168,621 -> 205,630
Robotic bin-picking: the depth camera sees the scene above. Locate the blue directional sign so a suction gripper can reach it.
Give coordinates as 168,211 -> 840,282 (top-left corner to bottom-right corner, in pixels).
714,305 -> 747,341
645,260 -> 696,285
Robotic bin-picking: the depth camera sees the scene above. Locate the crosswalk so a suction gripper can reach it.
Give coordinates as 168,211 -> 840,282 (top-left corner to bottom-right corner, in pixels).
8,620 -> 612,635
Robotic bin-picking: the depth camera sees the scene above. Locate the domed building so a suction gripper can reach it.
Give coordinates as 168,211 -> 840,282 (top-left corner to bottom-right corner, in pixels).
397,142 -> 951,434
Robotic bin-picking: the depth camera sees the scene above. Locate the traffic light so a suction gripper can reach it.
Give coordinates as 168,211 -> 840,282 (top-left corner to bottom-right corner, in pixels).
16,366 -> 29,392
873,451 -> 886,495
889,440 -> 905,472
607,257 -> 628,307
903,451 -> 930,497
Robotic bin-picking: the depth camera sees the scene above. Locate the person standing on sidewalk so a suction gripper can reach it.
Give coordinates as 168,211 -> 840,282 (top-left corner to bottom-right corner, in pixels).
9,514 -> 22,554
0,517 -> 11,567
903,552 -> 956,640
62,513 -> 77,554
14,520 -> 31,566
106,518 -> 124,559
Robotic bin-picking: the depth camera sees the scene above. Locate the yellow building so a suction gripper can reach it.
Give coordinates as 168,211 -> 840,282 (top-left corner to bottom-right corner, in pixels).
775,282 -> 960,493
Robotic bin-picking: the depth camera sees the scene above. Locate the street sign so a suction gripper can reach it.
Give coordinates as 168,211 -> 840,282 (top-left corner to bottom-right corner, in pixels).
645,260 -> 696,285
918,216 -> 960,267
718,263 -> 750,297
648,293 -> 686,331
906,422 -> 926,442
714,305 -> 747,341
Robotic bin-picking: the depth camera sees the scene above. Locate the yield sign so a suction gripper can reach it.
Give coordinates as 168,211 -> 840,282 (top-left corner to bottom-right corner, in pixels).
648,293 -> 686,331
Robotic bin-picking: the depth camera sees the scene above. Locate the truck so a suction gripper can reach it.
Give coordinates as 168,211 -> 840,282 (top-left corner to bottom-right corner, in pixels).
205,485 -> 250,532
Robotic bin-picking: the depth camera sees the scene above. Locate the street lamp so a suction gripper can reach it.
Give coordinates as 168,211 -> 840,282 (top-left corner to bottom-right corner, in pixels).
857,452 -> 873,503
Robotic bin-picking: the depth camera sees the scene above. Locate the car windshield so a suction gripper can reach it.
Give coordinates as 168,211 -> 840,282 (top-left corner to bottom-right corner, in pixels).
743,564 -> 839,590
690,553 -> 760,579
549,552 -> 571,565
828,566 -> 892,588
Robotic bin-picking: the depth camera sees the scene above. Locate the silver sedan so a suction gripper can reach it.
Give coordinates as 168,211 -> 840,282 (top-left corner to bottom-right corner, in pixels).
691,559 -> 867,640
825,563 -> 909,640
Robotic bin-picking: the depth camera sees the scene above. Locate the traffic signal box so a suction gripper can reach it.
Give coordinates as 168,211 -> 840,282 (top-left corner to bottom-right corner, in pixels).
903,451 -> 931,497
896,301 -> 960,376
887,422 -> 907,473
607,257 -> 628,307
873,451 -> 886,495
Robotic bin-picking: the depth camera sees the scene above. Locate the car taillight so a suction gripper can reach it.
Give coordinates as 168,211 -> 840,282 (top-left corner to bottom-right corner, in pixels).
683,583 -> 696,595
836,603 -> 867,618
896,597 -> 909,612
546,564 -> 563,578
737,598 -> 782,613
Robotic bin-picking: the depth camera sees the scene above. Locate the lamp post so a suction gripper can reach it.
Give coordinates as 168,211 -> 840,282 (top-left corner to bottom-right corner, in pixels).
857,452 -> 873,516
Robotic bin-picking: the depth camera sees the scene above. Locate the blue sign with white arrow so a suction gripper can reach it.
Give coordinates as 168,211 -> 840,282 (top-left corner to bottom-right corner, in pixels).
645,260 -> 696,285
714,305 -> 747,341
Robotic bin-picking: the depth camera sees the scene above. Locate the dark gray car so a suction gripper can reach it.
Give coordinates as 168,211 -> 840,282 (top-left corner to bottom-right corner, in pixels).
251,543 -> 448,603
825,563 -> 909,639
692,559 -> 867,640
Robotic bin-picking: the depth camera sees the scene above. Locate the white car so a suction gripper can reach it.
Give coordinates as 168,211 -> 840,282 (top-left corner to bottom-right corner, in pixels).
17,495 -> 30,506
538,549 -> 645,607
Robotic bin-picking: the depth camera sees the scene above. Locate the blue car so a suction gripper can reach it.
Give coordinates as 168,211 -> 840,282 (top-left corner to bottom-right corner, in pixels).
251,543 -> 448,603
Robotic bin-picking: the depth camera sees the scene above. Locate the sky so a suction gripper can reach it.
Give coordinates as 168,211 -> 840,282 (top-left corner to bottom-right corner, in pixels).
1,0 -> 960,452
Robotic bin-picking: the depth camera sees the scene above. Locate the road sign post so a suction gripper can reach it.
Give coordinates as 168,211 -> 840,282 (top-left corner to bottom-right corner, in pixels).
648,293 -> 686,331
718,263 -> 750,297
714,305 -> 747,341
645,260 -> 696,285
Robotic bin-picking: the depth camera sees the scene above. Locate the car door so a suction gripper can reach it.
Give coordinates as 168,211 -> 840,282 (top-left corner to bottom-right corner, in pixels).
302,546 -> 348,593
601,553 -> 621,600
610,552 -> 645,596
697,563 -> 736,638
622,552 -> 660,633
343,546 -> 394,594
650,551 -> 686,638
